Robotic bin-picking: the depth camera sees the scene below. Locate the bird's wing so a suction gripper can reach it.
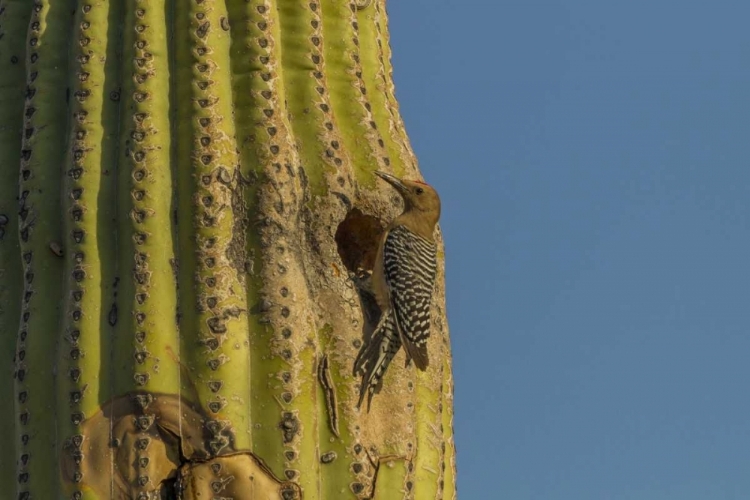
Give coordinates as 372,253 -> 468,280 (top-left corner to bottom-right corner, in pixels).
354,311 -> 402,410
383,225 -> 437,370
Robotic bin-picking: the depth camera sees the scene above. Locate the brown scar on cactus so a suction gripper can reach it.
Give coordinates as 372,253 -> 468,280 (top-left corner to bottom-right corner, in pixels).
61,392 -> 296,498
178,453 -> 302,499
48,241 -> 63,257
317,353 -> 340,437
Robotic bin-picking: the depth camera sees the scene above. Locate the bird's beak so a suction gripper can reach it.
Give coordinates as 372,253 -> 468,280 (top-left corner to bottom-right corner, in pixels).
374,171 -> 409,194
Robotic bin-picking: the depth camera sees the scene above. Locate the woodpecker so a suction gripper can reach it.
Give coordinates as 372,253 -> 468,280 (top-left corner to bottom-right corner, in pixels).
354,171 -> 441,409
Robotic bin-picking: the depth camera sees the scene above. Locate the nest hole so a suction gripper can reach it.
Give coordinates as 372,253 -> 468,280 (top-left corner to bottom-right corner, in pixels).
335,208 -> 385,330
334,208 -> 383,275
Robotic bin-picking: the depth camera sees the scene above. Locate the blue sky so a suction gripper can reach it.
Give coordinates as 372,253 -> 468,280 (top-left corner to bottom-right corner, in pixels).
389,1 -> 750,498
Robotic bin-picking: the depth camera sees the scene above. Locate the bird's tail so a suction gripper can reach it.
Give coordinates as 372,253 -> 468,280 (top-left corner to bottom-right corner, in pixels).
354,311 -> 401,411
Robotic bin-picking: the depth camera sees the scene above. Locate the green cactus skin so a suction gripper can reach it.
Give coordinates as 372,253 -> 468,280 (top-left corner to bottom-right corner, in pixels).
0,0 -> 32,492
174,0 -> 253,454
15,1 -> 75,498
0,1 -> 456,499
356,0 -> 412,176
58,1 -> 123,498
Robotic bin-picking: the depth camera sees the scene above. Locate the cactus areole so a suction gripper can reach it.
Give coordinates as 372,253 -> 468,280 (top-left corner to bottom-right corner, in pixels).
0,1 -> 455,499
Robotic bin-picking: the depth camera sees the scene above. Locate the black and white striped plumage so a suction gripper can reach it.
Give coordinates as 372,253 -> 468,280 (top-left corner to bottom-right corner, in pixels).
355,224 -> 437,409
354,312 -> 402,409
383,225 -> 438,368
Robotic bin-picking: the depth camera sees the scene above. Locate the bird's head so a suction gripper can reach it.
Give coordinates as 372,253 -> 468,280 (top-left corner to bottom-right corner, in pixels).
375,171 -> 441,224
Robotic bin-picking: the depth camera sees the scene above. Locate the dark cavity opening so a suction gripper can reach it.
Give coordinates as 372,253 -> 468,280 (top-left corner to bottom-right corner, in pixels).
335,208 -> 385,331
334,207 -> 383,275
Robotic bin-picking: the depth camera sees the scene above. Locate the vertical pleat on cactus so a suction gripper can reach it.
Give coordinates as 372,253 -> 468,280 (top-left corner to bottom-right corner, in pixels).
0,1 -> 456,499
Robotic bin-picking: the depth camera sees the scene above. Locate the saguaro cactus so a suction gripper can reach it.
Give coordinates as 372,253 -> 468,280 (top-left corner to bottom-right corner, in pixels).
0,1 -> 455,499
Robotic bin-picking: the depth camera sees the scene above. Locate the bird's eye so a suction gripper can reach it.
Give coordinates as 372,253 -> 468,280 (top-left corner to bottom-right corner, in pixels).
415,187 -> 424,195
